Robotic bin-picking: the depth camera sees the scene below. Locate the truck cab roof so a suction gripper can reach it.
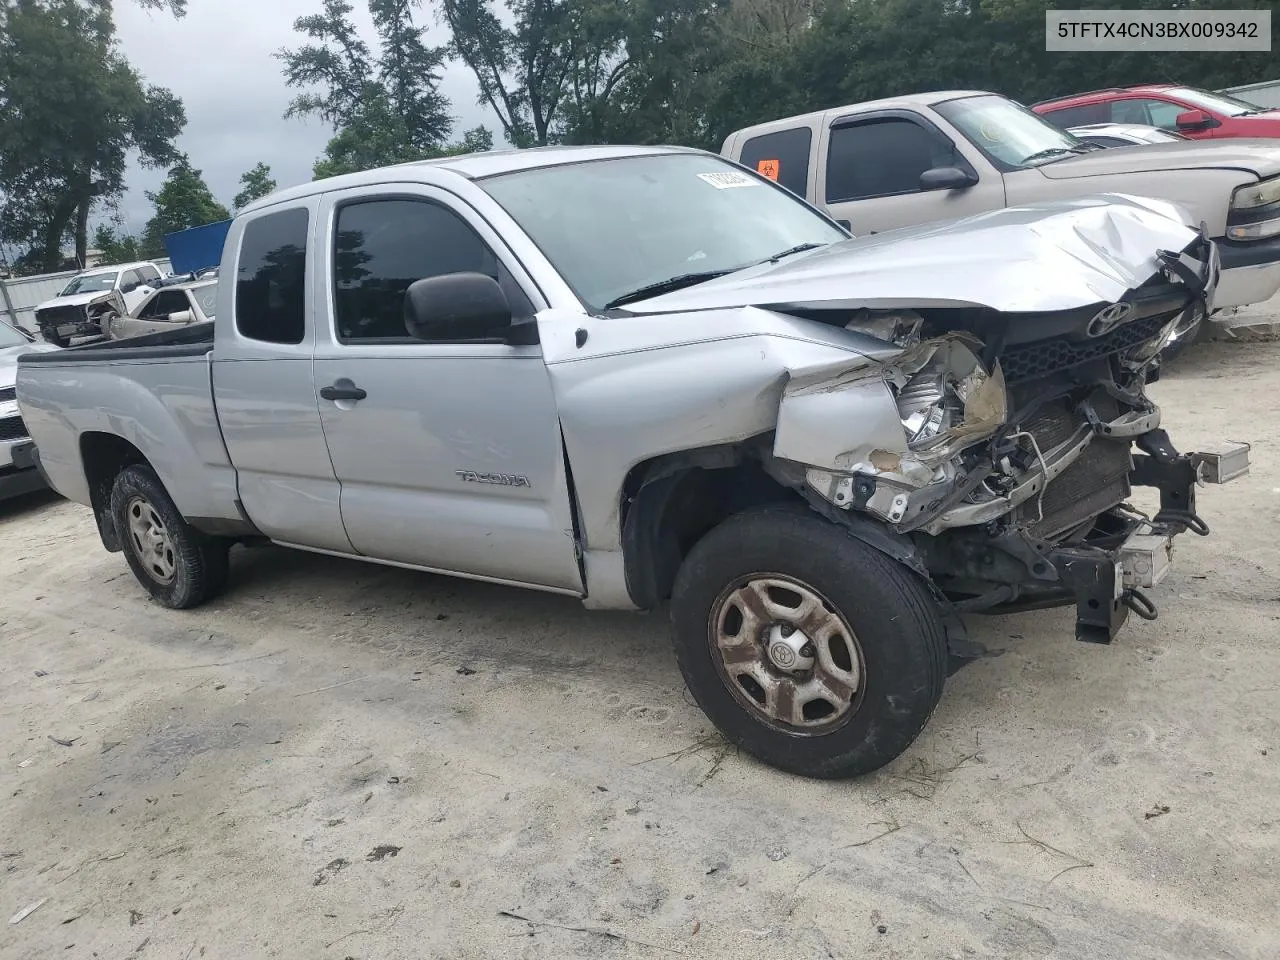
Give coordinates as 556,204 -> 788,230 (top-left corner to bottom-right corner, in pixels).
239,145 -> 705,217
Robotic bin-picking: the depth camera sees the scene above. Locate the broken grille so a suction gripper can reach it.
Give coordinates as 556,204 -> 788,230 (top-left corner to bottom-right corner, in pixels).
1000,313 -> 1171,385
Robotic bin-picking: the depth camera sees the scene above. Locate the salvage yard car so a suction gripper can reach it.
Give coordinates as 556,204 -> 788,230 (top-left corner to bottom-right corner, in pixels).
107,278 -> 217,341
15,146 -> 1249,779
1,317 -> 57,499
722,90 -> 1280,345
33,261 -> 164,347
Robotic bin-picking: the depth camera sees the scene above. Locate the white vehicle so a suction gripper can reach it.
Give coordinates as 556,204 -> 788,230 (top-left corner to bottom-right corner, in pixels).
1,317 -> 58,499
32,261 -> 164,346
108,279 -> 216,341
1067,123 -> 1188,148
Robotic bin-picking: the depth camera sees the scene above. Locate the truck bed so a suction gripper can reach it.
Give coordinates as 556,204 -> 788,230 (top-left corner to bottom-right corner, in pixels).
15,318 -> 239,526
18,322 -> 214,365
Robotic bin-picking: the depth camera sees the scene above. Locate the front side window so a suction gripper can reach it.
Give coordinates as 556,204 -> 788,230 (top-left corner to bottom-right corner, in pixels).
332,198 -> 527,342
825,119 -> 962,203
1109,98 -> 1183,129
480,153 -> 846,313
119,270 -> 142,291
935,94 -> 1085,170
139,290 -> 189,319
235,208 -> 308,344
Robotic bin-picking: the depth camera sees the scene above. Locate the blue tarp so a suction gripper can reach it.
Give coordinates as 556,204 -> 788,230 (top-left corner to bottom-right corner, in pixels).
163,219 -> 232,275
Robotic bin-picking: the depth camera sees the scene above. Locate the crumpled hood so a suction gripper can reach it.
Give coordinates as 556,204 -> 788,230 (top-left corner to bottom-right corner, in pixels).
1037,138 -> 1280,180
34,290 -> 117,312
624,194 -> 1206,316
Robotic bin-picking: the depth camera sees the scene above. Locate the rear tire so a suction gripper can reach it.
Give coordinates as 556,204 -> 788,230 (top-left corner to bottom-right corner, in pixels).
109,464 -> 230,609
670,504 -> 948,779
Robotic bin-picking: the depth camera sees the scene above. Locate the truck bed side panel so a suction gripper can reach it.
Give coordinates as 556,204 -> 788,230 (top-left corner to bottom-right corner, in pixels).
16,351 -> 239,522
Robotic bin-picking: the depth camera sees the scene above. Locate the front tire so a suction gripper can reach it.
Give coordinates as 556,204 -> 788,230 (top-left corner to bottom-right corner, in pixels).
670,504 -> 948,779
110,464 -> 229,609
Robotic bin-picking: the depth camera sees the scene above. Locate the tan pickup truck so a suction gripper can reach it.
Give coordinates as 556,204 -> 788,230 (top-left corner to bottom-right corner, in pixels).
722,90 -> 1280,346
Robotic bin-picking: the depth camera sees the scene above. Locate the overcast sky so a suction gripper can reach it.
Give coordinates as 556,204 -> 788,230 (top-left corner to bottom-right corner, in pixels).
111,0 -> 490,235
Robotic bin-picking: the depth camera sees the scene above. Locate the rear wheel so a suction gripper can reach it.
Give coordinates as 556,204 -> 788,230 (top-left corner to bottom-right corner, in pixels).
110,464 -> 230,609
670,504 -> 948,779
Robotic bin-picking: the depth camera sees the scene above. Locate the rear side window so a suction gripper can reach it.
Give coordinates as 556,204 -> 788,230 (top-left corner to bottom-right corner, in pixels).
738,128 -> 813,197
826,118 -> 960,203
139,264 -> 161,283
1040,103 -> 1108,128
235,208 -> 309,344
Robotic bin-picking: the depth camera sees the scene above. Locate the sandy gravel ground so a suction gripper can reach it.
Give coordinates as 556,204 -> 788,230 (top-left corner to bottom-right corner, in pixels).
2,339 -> 1278,960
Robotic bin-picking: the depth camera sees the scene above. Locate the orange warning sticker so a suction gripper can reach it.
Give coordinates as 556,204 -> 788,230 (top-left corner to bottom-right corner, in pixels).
756,159 -> 780,181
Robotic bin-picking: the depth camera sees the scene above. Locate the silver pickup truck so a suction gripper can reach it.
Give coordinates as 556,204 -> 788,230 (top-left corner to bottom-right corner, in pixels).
17,146 -> 1249,779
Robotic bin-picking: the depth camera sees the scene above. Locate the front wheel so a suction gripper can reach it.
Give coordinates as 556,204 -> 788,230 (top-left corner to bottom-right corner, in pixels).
670,504 -> 948,779
110,464 -> 229,609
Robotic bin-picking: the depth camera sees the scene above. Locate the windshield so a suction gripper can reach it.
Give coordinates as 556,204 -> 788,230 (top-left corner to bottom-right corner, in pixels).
936,95 -> 1084,169
479,153 -> 847,311
0,319 -> 30,348
192,284 -> 217,318
59,272 -> 117,296
1170,86 -> 1268,117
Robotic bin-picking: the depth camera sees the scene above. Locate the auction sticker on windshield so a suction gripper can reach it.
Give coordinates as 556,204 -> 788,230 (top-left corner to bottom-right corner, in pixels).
698,171 -> 761,189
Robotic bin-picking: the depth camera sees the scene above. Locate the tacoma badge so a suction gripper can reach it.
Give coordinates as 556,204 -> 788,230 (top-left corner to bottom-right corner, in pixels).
455,470 -> 531,488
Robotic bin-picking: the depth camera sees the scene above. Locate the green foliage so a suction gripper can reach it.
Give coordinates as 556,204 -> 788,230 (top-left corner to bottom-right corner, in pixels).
140,156 -> 230,257
279,0 -> 453,173
92,223 -> 142,266
0,0 -> 186,271
233,162 -> 279,211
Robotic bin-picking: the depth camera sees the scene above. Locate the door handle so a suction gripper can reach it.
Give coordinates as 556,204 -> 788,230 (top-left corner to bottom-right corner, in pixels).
320,381 -> 367,402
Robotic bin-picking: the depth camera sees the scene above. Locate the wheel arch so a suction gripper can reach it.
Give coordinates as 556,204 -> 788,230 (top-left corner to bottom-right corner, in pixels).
619,436 -> 805,609
81,432 -> 151,552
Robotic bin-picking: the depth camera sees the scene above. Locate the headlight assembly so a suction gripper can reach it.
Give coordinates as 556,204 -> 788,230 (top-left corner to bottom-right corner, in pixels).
1231,176 -> 1280,211
884,337 -> 1008,465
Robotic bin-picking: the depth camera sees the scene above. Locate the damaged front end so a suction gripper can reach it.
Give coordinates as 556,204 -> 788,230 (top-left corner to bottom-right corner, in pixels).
773,228 -> 1249,646
34,291 -> 124,345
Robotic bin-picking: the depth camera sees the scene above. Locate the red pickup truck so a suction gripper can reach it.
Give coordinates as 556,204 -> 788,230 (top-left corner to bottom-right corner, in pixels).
1033,85 -> 1280,141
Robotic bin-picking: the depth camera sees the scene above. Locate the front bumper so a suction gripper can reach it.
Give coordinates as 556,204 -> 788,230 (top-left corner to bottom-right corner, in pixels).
988,434 -> 1249,644
0,441 -> 47,500
1212,234 -> 1280,308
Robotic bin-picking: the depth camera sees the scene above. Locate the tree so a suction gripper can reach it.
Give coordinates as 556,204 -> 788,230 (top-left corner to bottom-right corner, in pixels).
233,162 -> 279,211
92,223 -> 142,265
279,0 -> 453,171
439,0 -> 631,147
140,156 -> 230,257
0,0 -> 186,270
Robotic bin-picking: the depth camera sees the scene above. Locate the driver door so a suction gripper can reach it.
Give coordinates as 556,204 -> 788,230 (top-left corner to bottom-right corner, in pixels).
116,269 -> 155,313
311,186 -> 583,594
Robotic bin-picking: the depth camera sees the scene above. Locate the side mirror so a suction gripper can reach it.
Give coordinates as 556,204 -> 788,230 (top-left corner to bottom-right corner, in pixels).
1175,109 -> 1213,131
167,310 -> 194,325
919,166 -> 978,191
404,272 -> 513,342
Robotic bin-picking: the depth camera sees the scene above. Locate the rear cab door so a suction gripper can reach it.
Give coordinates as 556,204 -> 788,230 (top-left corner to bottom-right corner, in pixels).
212,199 -> 352,553
816,107 -> 1005,234
309,181 -> 583,593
